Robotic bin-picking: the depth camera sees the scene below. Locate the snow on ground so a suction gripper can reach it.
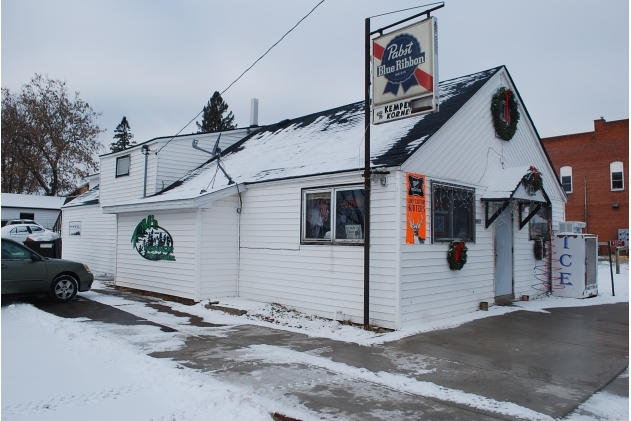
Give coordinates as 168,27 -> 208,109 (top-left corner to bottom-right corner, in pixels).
562,369 -> 630,421
2,262 -> 628,420
1,304 -> 315,421
85,261 -> 629,347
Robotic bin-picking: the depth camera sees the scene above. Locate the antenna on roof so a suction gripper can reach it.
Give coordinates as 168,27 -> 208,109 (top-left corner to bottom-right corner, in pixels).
192,133 -> 234,190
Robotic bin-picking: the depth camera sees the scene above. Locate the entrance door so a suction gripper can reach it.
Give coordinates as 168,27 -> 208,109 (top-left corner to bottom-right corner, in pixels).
494,207 -> 513,299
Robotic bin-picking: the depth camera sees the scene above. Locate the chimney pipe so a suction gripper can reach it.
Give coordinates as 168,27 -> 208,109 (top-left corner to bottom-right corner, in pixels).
250,98 -> 259,127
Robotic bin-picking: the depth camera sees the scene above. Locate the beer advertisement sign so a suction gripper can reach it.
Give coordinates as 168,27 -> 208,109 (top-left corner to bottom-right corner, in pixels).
372,17 -> 438,124
406,173 -> 426,244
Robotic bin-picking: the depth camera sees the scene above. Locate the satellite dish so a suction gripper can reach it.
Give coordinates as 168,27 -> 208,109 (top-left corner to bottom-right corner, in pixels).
211,133 -> 221,157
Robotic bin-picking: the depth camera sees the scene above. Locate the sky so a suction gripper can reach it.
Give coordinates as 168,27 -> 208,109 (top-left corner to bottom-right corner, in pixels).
2,263 -> 629,420
1,0 -> 628,152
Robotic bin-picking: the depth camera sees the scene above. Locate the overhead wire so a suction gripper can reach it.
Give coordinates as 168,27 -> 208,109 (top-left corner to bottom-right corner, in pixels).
155,0 -> 327,155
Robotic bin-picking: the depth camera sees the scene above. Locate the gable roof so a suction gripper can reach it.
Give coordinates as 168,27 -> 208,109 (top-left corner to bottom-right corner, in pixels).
62,185 -> 100,208
1,193 -> 67,210
104,66 -> 502,211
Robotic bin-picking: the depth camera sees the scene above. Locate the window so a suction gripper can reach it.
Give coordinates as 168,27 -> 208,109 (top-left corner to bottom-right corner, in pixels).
11,226 -> 30,235
431,182 -> 475,242
19,212 -> 35,220
527,205 -> 550,240
116,155 -> 130,177
560,166 -> 572,193
610,161 -> 624,191
302,186 -> 365,244
1,240 -> 33,260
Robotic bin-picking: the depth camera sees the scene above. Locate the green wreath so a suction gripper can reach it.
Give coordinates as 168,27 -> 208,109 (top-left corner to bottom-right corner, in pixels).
522,166 -> 543,196
447,240 -> 468,271
491,87 -> 520,141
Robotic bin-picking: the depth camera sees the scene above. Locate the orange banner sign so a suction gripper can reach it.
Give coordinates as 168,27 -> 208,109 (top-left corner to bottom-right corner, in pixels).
406,173 -> 426,244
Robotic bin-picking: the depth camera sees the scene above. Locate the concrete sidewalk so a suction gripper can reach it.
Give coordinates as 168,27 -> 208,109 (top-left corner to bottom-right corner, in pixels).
31,289 -> 628,420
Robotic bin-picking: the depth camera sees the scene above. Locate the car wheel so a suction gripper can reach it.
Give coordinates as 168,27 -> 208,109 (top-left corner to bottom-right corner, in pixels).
50,275 -> 78,303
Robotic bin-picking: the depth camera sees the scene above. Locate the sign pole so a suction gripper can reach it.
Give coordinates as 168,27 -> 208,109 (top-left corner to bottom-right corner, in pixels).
364,17 -> 371,329
608,242 -> 615,296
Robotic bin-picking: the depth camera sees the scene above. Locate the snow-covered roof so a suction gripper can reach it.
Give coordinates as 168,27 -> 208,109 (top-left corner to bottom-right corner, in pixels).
62,186 -> 100,208
481,166 -> 548,203
1,193 -> 67,210
104,67 -> 502,211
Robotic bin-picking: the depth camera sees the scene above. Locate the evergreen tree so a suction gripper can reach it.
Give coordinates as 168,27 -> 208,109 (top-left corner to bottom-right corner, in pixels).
110,116 -> 135,152
196,91 -> 237,133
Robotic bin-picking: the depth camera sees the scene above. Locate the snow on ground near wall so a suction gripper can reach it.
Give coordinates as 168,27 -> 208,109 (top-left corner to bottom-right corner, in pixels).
0,304 -> 318,421
1,263 -> 627,421
85,262 -> 629,347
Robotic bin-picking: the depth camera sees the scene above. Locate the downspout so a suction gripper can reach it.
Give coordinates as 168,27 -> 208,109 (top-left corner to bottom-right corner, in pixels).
195,209 -> 202,301
236,184 -> 242,297
142,145 -> 149,197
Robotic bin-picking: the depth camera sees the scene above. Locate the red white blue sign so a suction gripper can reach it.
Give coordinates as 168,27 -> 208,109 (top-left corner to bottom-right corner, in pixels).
372,17 -> 438,124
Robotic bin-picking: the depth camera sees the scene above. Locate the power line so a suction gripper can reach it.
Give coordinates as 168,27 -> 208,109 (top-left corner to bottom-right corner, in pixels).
156,0 -> 326,155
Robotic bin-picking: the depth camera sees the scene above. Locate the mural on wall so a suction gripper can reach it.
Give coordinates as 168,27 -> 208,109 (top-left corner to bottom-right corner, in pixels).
406,172 -> 427,244
131,215 -> 175,261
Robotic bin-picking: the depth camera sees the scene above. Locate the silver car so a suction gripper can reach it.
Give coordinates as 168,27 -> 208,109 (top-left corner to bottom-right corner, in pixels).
0,223 -> 56,244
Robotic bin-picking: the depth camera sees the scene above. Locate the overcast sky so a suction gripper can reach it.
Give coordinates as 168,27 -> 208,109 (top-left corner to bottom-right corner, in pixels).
2,0 -> 628,151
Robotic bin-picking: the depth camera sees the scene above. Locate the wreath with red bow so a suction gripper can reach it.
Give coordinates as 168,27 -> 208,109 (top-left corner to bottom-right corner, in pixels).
522,166 -> 543,196
491,87 -> 520,141
447,240 -> 468,271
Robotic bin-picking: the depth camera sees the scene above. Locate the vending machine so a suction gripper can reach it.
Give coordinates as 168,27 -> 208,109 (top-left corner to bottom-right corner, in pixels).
551,232 -> 598,298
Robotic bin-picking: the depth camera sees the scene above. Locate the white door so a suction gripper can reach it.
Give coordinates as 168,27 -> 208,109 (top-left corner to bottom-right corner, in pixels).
494,207 -> 513,297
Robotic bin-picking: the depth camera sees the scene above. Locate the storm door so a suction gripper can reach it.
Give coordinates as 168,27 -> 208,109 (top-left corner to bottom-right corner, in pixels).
494,207 -> 513,299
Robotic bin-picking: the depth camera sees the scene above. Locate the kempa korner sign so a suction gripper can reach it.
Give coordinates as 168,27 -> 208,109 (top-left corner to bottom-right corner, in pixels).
372,17 -> 438,124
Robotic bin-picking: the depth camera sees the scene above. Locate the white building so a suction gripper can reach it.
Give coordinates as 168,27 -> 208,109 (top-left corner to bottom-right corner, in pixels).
61,129 -> 253,276
64,66 -> 566,329
1,193 -> 67,229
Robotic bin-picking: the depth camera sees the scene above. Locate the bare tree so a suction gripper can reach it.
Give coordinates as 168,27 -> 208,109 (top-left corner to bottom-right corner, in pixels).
1,74 -> 104,196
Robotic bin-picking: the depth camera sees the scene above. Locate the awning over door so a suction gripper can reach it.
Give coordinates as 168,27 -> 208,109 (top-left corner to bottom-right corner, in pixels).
481,166 -> 550,229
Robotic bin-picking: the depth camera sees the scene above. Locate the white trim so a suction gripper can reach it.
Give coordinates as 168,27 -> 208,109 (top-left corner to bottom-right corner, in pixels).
610,161 -> 624,191
560,166 -> 573,194
114,213 -> 119,284
195,208 -> 202,301
101,184 -> 246,214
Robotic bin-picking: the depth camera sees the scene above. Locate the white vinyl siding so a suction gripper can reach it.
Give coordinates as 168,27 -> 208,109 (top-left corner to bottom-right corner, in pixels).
100,129 -> 251,207
1,208 -> 60,230
237,172 -> 398,328
61,205 -> 117,275
116,211 -> 198,299
199,196 -> 239,298
398,70 -> 566,326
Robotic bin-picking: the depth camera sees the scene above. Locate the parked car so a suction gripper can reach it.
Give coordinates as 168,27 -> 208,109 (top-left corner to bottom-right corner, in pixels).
7,219 -> 45,228
1,223 -> 58,244
1,238 -> 93,302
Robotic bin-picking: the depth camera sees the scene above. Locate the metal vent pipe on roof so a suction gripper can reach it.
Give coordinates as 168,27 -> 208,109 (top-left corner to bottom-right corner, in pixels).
250,98 -> 259,127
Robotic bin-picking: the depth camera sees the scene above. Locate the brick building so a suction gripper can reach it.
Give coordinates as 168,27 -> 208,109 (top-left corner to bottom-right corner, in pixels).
542,118 -> 629,251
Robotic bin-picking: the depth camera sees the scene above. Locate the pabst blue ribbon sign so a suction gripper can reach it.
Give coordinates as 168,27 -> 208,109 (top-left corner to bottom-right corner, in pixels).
372,17 -> 438,124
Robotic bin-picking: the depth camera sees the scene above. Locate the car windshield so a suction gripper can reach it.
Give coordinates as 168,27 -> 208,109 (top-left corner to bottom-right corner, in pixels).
1,241 -> 32,260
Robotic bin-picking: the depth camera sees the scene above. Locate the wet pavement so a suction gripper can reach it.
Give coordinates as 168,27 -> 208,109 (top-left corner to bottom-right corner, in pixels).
6,288 -> 628,421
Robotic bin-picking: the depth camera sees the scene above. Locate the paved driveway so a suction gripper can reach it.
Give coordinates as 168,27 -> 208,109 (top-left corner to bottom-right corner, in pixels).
20,289 -> 630,420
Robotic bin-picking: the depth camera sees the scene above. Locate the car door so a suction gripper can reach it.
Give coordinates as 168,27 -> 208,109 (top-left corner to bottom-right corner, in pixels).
1,240 -> 47,294
9,225 -> 31,243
